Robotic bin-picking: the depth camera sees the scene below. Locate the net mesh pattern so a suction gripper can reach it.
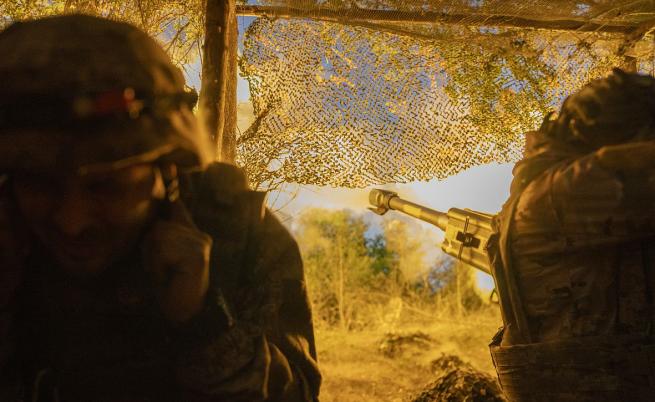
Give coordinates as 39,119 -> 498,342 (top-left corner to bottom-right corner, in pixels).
237,0 -> 655,188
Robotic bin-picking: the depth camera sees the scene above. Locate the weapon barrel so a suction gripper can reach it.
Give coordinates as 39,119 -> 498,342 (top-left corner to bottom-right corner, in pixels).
388,197 -> 449,230
369,189 -> 494,274
369,189 -> 448,230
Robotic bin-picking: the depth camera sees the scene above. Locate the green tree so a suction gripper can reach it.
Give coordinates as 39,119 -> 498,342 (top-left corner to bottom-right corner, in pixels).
427,257 -> 485,315
366,234 -> 392,276
296,209 -> 375,330
295,208 -> 489,329
381,218 -> 430,295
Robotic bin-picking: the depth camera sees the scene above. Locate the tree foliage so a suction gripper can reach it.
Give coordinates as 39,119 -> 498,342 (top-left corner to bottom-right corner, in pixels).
296,209 -> 374,329
295,208 -> 485,330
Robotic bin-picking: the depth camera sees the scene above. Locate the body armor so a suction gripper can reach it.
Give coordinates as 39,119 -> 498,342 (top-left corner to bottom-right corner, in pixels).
488,70 -> 655,400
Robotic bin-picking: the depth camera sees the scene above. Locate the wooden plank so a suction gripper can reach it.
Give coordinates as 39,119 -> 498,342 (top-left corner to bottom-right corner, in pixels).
236,5 -> 636,34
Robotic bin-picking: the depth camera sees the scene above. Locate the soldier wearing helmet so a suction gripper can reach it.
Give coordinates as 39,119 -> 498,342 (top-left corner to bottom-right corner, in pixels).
489,69 -> 655,401
0,14 -> 320,402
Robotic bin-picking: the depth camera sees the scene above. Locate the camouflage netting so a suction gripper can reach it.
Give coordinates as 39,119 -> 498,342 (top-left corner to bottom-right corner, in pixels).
237,0 -> 655,188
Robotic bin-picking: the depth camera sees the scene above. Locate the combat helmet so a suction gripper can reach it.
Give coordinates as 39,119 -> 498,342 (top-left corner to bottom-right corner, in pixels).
550,68 -> 655,150
0,14 -> 213,174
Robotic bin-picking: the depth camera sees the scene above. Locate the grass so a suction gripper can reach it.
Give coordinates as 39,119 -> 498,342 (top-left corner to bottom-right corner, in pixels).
314,308 -> 503,402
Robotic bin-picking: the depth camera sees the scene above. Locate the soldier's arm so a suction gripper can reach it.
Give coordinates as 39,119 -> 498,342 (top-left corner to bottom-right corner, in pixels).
172,209 -> 321,402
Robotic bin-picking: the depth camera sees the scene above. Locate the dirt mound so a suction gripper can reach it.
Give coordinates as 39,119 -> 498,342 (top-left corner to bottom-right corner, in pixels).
378,331 -> 433,358
430,354 -> 468,375
408,354 -> 505,402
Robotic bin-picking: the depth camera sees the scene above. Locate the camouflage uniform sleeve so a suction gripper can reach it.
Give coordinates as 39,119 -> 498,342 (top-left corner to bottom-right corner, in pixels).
172,208 -> 321,402
514,150 -> 655,252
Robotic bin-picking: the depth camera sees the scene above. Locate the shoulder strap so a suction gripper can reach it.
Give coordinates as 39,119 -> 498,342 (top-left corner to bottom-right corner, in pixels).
487,157 -> 564,344
489,192 -> 533,344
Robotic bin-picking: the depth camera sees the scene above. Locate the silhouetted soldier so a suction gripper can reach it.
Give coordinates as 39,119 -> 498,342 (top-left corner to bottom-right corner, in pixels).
0,14 -> 320,402
490,69 -> 655,401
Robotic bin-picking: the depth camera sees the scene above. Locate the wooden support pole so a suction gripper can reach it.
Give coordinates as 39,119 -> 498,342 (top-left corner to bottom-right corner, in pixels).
222,1 -> 238,163
200,0 -> 237,163
236,5 -> 635,34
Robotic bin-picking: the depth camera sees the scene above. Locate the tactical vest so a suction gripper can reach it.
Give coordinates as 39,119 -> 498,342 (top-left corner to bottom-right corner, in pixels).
487,171 -> 655,402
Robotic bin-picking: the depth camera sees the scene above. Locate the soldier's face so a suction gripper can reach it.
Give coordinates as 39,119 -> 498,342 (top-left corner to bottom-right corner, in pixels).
12,164 -> 161,276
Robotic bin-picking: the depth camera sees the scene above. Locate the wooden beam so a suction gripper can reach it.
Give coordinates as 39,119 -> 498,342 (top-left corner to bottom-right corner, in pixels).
222,2 -> 238,163
236,5 -> 636,34
200,0 -> 237,163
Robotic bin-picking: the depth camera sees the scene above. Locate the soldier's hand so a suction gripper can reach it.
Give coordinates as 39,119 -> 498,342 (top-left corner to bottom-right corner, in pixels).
142,197 -> 213,325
